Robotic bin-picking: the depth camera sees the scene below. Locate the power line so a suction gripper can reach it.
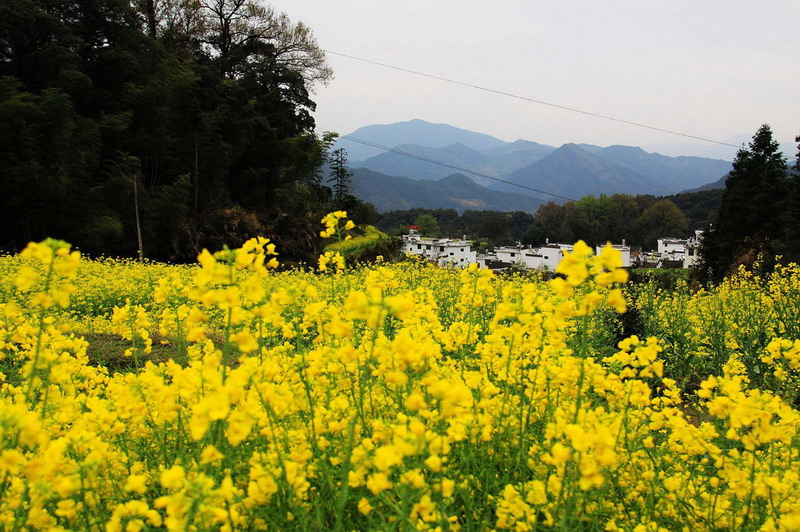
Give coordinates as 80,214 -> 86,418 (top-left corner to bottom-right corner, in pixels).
325,49 -> 743,149
340,135 -> 579,202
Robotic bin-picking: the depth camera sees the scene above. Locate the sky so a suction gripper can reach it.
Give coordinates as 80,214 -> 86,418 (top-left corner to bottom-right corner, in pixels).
280,1 -> 798,159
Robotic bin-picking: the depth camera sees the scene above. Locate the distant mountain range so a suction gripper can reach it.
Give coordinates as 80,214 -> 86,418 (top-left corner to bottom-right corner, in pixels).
351,169 -> 542,213
335,119 -> 735,212
644,135 -> 797,160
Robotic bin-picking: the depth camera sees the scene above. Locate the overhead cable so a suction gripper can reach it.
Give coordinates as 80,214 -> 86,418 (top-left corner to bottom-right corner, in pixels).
325,49 -> 744,149
340,136 -> 579,202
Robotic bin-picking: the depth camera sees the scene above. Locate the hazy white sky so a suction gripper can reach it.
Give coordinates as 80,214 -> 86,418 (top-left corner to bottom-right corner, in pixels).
280,1 -> 798,156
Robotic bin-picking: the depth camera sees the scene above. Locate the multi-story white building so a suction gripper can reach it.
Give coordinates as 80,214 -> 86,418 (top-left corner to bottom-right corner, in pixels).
401,229 -> 477,268
595,241 -> 632,268
657,237 -> 688,262
683,230 -> 704,268
492,241 -> 573,271
537,243 -> 574,271
494,245 -> 526,266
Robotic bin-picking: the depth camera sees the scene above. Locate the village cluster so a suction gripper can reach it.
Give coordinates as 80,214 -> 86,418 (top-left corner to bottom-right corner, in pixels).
401,228 -> 704,271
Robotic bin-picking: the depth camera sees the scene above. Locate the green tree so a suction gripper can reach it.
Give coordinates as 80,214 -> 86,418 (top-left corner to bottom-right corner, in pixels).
328,147 -> 353,201
574,195 -> 615,247
0,77 -> 99,248
607,194 -> 640,243
413,214 -> 440,238
523,202 -> 570,245
786,134 -> 800,261
0,0 -> 334,262
702,125 -> 789,281
635,199 -> 689,250
477,212 -> 508,240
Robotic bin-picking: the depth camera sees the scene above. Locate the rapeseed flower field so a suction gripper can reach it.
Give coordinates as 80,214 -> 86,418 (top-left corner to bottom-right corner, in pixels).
2,214 -> 800,531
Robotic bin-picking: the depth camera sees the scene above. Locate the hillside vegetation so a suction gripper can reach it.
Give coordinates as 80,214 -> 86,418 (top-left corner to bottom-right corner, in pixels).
0,0 -> 372,265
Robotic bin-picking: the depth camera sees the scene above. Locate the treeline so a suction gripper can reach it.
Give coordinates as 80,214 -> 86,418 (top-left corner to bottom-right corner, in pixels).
377,189 -> 722,250
0,0 -> 370,263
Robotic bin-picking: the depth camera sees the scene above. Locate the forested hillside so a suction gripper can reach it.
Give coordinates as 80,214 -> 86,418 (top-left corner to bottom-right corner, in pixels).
0,0 -> 361,263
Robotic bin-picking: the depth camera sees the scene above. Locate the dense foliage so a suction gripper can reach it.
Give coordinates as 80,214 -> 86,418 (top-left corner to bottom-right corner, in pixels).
667,189 -> 724,232
702,126 -> 800,282
0,0 -> 371,263
3,221 -> 800,529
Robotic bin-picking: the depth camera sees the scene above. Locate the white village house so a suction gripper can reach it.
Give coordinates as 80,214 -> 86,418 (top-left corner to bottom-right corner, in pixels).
595,241 -> 632,268
401,228 -> 477,268
654,231 -> 704,268
402,228 -> 688,271
683,230 -> 704,268
657,237 -> 688,260
491,240 -> 631,271
538,243 -> 572,269
491,242 -> 574,271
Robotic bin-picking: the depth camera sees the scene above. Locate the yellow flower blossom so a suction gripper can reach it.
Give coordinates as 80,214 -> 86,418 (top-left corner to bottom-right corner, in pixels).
1,238 -> 799,530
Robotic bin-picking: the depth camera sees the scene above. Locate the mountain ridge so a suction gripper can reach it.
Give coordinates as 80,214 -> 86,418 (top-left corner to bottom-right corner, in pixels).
350,167 -> 542,213
495,143 -> 670,198
337,119 -> 507,161
339,119 -> 734,205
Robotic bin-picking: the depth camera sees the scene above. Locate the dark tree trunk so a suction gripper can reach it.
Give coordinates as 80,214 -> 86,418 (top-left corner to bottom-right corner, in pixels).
145,0 -> 157,37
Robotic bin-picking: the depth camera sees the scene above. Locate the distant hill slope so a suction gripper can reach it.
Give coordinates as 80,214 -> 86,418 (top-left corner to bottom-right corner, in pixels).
356,140 -> 556,186
596,146 -> 731,192
645,137 -> 797,160
336,119 -> 506,161
481,140 -> 557,175
351,168 -> 542,213
687,163 -> 799,193
494,143 -> 670,199
354,143 -> 497,183
683,173 -> 729,192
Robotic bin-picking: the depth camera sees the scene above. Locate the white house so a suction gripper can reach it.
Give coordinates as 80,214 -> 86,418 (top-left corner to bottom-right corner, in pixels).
657,237 -> 688,258
653,237 -> 687,266
492,241 -> 573,272
595,241 -> 632,268
519,248 -> 551,270
477,253 -> 498,269
496,246 -> 551,271
683,230 -> 704,268
401,229 -> 477,268
494,245 -> 526,266
537,243 -> 573,271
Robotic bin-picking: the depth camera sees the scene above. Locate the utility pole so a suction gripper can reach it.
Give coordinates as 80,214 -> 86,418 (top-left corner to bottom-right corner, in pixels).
133,174 -> 144,261
193,134 -> 199,223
